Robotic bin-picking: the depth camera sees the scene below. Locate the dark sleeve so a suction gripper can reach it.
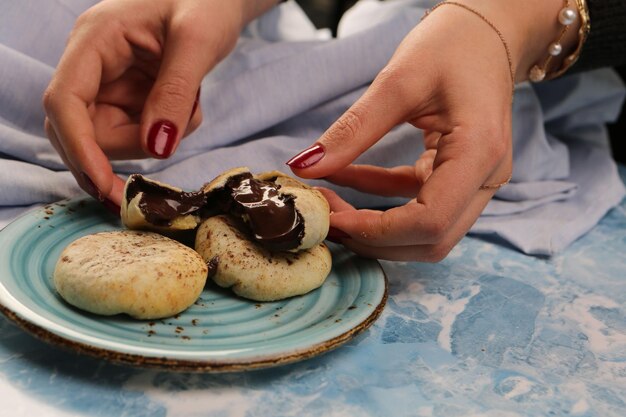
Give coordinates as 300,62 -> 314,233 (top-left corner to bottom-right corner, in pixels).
574,0 -> 626,70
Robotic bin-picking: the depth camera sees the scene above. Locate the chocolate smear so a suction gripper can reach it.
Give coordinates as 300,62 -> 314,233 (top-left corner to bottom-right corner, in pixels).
222,173 -> 304,251
207,256 -> 219,279
126,174 -> 206,227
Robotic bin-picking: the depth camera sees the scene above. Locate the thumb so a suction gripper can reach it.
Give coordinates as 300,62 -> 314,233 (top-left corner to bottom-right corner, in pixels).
286,75 -> 408,179
141,27 -> 213,159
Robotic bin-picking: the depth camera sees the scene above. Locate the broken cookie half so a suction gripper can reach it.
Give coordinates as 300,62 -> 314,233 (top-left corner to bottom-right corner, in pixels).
122,174 -> 206,231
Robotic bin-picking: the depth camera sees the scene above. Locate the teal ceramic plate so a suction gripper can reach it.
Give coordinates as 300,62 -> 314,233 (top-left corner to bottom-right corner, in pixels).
0,198 -> 387,372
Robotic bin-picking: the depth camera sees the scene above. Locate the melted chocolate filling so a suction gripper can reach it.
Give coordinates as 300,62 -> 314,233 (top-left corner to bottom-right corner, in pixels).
128,173 -> 304,251
223,173 -> 304,252
126,175 -> 206,227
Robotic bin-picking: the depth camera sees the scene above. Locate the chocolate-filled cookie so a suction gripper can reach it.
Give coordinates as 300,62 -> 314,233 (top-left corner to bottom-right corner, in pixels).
122,168 -> 330,252
121,175 -> 205,232
203,168 -> 330,252
195,215 -> 332,302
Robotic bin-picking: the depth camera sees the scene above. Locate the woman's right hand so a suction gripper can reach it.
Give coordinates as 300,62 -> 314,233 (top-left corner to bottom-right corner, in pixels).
43,0 -> 278,208
288,0 -> 582,261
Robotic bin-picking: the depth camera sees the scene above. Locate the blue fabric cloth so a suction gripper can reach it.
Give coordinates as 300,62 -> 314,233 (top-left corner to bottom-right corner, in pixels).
0,0 -> 624,256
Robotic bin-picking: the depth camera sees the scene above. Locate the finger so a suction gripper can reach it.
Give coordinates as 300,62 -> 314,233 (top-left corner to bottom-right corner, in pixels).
108,174 -> 126,207
324,165 -> 420,198
45,118 -> 78,176
91,104 -> 144,159
413,148 -> 437,186
43,45 -> 121,200
315,187 -> 355,212
46,116 -> 126,205
131,48 -> 161,79
337,185 -> 497,261
423,130 -> 442,150
315,187 -> 356,243
412,130 -> 440,185
184,100 -> 202,137
97,67 -> 153,113
95,77 -> 200,157
328,128 -> 509,247
287,64 -> 426,178
140,18 -> 214,159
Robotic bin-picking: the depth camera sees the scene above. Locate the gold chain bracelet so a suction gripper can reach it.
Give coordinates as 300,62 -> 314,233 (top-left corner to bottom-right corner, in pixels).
479,174 -> 512,191
422,2 -> 515,191
421,1 -> 516,100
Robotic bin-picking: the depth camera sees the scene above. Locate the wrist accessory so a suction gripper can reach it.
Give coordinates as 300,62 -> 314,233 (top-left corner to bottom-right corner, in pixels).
529,0 -> 590,82
479,174 -> 512,190
422,2 -> 515,190
422,1 -> 516,100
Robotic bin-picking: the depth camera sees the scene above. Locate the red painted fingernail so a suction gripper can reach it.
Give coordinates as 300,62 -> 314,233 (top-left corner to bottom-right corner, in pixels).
286,144 -> 325,169
189,88 -> 201,122
147,120 -> 177,158
326,226 -> 350,243
80,172 -> 103,201
102,199 -> 121,217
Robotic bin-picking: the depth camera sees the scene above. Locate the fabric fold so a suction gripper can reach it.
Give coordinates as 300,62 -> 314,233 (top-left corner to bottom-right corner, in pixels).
0,0 -> 624,257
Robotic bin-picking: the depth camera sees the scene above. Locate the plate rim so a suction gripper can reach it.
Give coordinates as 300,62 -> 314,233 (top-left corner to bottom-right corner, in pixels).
0,281 -> 387,372
0,198 -> 388,372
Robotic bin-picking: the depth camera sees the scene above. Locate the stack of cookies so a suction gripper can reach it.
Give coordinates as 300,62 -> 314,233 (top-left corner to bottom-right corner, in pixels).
53,168 -> 332,319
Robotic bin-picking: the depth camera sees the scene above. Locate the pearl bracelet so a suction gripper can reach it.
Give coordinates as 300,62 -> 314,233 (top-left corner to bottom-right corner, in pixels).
529,0 -> 590,82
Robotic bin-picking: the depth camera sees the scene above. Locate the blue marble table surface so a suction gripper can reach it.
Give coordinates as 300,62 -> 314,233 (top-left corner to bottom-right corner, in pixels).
1,166 -> 625,417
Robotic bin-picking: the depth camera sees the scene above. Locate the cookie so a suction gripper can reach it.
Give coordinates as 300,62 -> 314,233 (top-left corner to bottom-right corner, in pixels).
256,170 -> 330,252
195,215 -> 332,301
203,167 -> 330,252
121,174 -> 205,231
53,231 -> 208,319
